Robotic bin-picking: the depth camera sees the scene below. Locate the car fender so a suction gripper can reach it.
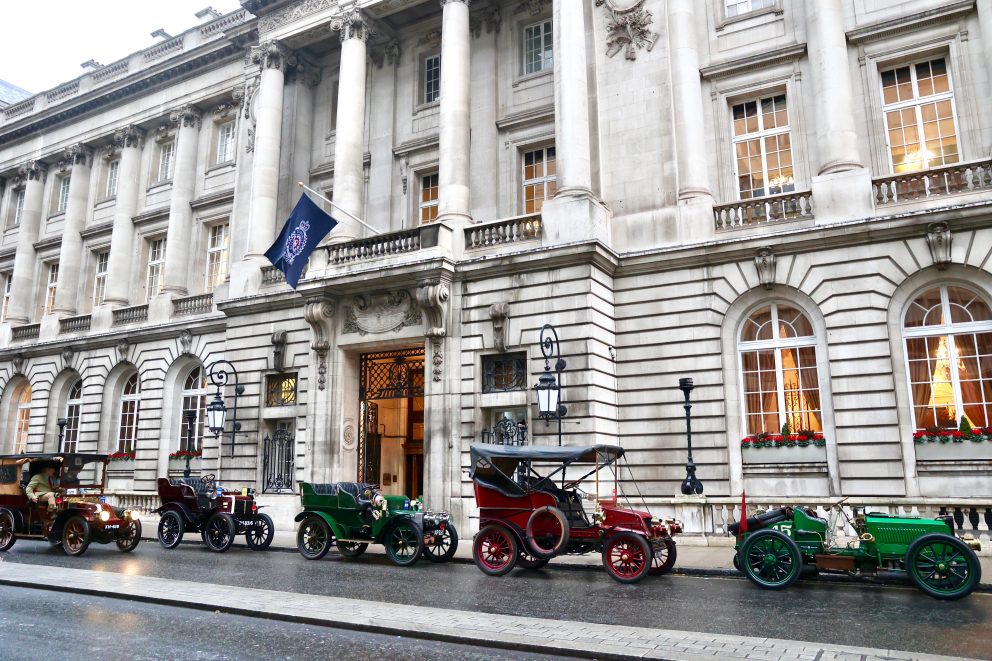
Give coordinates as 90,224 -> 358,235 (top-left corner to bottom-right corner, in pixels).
296,510 -> 347,540
155,502 -> 197,525
49,509 -> 87,541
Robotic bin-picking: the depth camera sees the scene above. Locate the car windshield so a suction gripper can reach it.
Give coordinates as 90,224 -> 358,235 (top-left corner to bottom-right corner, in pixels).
59,456 -> 105,494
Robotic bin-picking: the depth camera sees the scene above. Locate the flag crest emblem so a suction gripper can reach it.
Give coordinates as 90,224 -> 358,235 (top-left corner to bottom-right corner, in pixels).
284,220 -> 311,265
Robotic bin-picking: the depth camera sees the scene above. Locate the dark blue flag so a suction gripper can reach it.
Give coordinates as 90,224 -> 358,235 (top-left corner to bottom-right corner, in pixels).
265,194 -> 338,289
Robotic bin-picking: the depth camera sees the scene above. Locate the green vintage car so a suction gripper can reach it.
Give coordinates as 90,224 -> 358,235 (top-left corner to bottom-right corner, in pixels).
732,497 -> 982,599
294,481 -> 457,567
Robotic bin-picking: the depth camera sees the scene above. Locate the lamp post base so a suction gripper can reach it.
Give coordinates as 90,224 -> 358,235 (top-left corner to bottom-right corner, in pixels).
681,462 -> 704,495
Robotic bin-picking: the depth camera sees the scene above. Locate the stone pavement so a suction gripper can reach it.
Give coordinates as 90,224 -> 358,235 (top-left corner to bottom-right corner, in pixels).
0,562 -> 978,661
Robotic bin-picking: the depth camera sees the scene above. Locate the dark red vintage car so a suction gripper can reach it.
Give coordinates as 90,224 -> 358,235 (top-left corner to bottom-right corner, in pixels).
154,473 -> 274,553
0,453 -> 142,556
470,444 -> 681,583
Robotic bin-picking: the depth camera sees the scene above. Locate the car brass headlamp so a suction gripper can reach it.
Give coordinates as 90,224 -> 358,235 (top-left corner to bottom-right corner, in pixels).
99,510 -> 111,522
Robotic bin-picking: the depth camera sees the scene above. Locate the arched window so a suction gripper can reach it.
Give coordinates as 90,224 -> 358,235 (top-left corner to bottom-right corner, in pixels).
738,303 -> 822,435
903,285 -> 992,430
14,384 -> 31,453
117,373 -> 140,454
179,367 -> 208,452
61,379 -> 82,453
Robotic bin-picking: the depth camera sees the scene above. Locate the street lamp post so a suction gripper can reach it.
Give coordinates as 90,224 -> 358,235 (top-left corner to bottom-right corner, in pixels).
534,324 -> 567,446
183,410 -> 196,479
56,418 -> 67,452
205,360 -> 244,458
679,377 -> 704,495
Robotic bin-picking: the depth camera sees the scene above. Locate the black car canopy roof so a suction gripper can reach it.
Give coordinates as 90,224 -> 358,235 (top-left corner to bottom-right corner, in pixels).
0,452 -> 107,462
469,444 -> 625,495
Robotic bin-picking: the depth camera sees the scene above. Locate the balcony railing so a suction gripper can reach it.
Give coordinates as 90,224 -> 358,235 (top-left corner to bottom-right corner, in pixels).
11,324 -> 40,341
261,265 -> 286,285
466,213 -> 542,250
59,314 -> 91,334
326,224 -> 439,266
173,293 -> 214,317
714,190 -> 814,231
112,304 -> 148,327
873,158 -> 992,206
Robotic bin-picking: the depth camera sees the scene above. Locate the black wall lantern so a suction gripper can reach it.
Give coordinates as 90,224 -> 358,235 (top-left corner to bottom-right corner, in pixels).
205,360 -> 245,458
534,324 -> 567,446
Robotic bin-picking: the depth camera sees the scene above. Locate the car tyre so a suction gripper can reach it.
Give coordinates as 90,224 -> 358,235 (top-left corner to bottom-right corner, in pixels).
906,533 -> 981,601
525,506 -> 569,558
62,516 -> 91,557
384,519 -> 424,567
203,512 -> 236,553
157,510 -> 185,549
336,541 -> 369,558
116,519 -> 142,553
0,510 -> 16,552
739,529 -> 802,590
649,537 -> 678,576
422,522 -> 459,563
297,516 -> 331,560
245,513 -> 275,551
474,524 -> 518,577
602,531 -> 652,584
517,548 -> 551,571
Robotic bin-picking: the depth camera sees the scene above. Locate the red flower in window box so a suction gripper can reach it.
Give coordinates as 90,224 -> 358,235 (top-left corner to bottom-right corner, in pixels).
169,450 -> 202,460
108,451 -> 136,462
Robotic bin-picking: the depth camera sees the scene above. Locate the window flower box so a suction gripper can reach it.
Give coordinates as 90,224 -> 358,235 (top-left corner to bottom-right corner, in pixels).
169,450 -> 202,461
108,451 -> 136,462
913,427 -> 992,461
741,432 -> 827,464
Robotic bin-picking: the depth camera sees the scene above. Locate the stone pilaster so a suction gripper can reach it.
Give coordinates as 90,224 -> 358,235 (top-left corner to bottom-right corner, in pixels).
161,104 -> 202,296
437,0 -> 473,226
6,161 -> 47,325
667,0 -> 710,201
104,125 -> 145,307
51,144 -> 94,317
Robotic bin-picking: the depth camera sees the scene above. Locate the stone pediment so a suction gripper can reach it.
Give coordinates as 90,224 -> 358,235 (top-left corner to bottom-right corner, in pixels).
343,290 -> 422,336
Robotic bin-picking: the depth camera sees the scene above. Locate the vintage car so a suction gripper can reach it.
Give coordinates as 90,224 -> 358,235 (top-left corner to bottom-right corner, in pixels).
470,443 -> 681,584
0,453 -> 142,556
295,481 -> 457,567
154,473 -> 274,552
731,497 -> 983,600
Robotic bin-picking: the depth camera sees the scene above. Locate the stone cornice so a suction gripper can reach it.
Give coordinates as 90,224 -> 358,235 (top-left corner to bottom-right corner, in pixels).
132,206 -> 171,227
494,104 -> 554,131
700,43 -> 806,80
190,188 -> 236,210
80,220 -> 115,240
845,0 -> 974,44
392,135 -> 439,157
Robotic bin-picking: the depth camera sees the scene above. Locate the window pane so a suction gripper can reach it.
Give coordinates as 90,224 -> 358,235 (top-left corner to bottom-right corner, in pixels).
905,288 -> 943,328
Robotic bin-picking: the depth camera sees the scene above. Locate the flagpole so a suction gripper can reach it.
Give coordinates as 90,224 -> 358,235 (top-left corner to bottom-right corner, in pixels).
297,182 -> 381,236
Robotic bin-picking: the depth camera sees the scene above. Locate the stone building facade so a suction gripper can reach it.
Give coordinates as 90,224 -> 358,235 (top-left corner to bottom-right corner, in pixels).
1,0 -> 991,535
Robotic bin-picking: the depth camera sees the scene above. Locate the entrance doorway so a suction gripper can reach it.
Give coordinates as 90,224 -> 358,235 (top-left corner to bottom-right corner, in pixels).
358,348 -> 425,498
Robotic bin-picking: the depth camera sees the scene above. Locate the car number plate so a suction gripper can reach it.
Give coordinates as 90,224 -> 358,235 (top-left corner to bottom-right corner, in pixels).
104,524 -> 119,530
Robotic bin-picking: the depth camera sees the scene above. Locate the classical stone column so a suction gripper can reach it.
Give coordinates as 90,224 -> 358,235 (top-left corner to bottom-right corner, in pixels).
161,104 -> 202,297
552,0 -> 592,197
980,0 -> 992,104
668,0 -> 710,200
51,144 -> 94,317
6,161 -> 47,325
103,125 -> 144,308
245,41 -> 296,262
437,0 -> 472,225
329,11 -> 372,242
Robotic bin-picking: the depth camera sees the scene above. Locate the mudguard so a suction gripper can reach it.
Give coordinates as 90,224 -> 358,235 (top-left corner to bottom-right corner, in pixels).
295,510 -> 347,541
154,501 -> 197,525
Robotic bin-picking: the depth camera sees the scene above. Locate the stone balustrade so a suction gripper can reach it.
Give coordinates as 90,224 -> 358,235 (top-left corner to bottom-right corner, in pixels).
261,265 -> 286,285
326,224 -> 439,266
59,314 -> 91,334
10,323 -> 40,341
173,293 -> 214,316
714,191 -> 814,231
873,158 -> 992,206
106,491 -> 160,516
112,304 -> 148,327
465,213 -> 542,250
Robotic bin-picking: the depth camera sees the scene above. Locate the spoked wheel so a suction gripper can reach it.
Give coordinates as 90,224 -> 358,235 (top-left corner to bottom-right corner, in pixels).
116,519 -> 142,553
157,511 -> 185,549
245,513 -> 275,551
62,516 -> 91,557
906,533 -> 981,600
203,513 -> 236,553
384,519 -> 424,567
517,548 -> 551,571
602,532 -> 652,584
740,529 -> 802,590
422,523 -> 459,563
649,537 -> 677,576
0,510 -> 16,552
474,525 -> 518,577
336,541 -> 369,558
297,516 -> 331,560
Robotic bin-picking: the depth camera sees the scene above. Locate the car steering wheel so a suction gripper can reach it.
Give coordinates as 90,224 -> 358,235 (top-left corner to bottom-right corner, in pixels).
831,496 -> 849,510
200,474 -> 216,492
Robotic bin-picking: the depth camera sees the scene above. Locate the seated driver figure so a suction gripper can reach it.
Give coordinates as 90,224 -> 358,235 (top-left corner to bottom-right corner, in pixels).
25,461 -> 62,511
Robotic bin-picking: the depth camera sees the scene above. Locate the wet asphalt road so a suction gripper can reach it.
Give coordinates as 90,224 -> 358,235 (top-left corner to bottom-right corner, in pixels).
1,542 -> 990,660
0,585 -> 566,661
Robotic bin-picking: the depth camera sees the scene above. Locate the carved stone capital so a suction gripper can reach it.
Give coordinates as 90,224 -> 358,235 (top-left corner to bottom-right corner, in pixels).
250,40 -> 299,73
330,10 -> 374,43
113,124 -> 145,150
369,40 -> 401,69
287,60 -> 322,87
471,5 -> 501,37
58,144 -> 93,172
926,222 -> 952,270
170,104 -> 203,130
754,247 -> 776,290
18,160 -> 47,183
489,301 -> 510,352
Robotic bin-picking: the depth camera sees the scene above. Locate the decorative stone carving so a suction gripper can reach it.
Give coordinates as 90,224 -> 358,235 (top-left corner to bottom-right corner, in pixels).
490,302 -> 510,351
596,0 -> 659,61
250,40 -> 299,73
343,420 -> 357,450
303,297 -> 335,391
113,124 -> 144,150
58,144 -> 94,171
420,29 -> 442,49
271,330 -> 288,371
369,40 -> 401,68
288,60 -> 322,87
926,222 -> 952,270
19,160 -> 47,183
343,290 -> 421,336
179,329 -> 193,354
61,346 -> 75,367
155,123 -> 174,141
514,0 -> 548,15
471,5 -> 501,37
754,248 -> 776,290
170,104 -> 202,130
241,79 -> 258,153
11,354 -> 25,375
331,10 -> 374,43
416,279 -> 450,382
259,0 -> 336,33
115,339 -> 130,364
